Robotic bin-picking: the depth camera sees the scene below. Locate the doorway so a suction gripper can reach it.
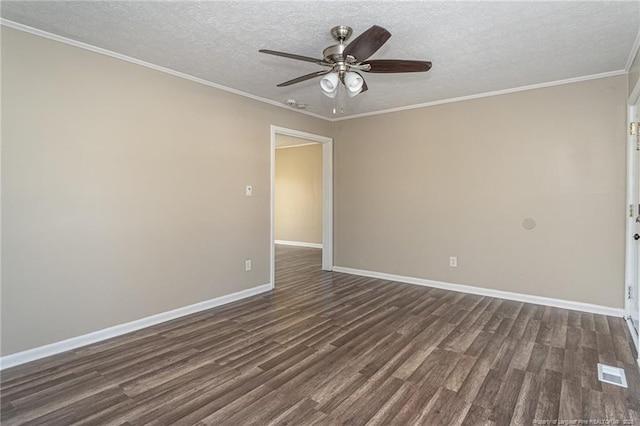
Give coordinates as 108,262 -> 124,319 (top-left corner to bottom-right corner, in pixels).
270,126 -> 333,287
625,83 -> 640,362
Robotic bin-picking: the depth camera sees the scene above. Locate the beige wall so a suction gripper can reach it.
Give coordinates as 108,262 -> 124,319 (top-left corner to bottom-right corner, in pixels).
335,75 -> 628,308
275,143 -> 322,244
1,25 -> 631,356
629,48 -> 640,96
1,27 -> 331,356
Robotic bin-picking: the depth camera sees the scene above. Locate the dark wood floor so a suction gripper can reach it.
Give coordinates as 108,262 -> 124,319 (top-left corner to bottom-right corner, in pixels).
2,245 -> 639,425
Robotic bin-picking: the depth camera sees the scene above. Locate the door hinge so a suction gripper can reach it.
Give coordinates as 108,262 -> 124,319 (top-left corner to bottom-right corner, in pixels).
632,122 -> 639,136
628,286 -> 633,300
631,204 -> 635,218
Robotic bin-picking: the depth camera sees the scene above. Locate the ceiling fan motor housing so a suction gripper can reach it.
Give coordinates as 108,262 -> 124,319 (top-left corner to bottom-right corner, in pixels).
324,26 -> 357,68
323,46 -> 359,80
323,44 -> 344,63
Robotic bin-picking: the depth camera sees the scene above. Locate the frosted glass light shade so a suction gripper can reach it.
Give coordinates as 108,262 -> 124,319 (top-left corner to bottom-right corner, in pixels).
344,72 -> 363,97
320,73 -> 339,98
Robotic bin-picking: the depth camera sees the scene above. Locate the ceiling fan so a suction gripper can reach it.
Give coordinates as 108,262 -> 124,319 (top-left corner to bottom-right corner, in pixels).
259,25 -> 432,99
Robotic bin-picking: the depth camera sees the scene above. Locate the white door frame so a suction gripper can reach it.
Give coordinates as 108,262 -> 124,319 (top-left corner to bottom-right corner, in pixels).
625,78 -> 640,361
270,125 -> 333,287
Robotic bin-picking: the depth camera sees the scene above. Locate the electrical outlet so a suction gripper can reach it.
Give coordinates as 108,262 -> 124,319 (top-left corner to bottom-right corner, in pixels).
245,259 -> 252,271
449,256 -> 457,267
245,185 -> 253,196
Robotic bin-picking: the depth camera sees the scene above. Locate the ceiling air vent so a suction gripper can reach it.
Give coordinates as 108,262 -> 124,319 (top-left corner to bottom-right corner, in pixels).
597,363 -> 627,388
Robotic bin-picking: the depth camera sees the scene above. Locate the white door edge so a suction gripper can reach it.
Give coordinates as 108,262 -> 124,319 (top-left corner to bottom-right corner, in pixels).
625,78 -> 640,361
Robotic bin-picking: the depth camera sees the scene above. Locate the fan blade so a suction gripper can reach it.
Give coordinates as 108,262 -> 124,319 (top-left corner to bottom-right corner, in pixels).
343,25 -> 391,62
362,59 -> 432,73
259,49 -> 323,64
277,70 -> 330,87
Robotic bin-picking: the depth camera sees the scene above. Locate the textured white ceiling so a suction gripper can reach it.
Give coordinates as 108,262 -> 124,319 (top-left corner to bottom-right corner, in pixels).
2,1 -> 639,119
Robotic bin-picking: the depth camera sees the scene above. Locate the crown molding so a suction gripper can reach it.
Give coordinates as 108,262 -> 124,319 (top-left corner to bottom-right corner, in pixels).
1,19 -> 632,123
332,69 -> 628,122
0,19 -> 330,122
625,26 -> 640,72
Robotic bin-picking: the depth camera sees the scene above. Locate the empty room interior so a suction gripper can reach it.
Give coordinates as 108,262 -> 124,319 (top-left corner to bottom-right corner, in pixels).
2,1 -> 640,425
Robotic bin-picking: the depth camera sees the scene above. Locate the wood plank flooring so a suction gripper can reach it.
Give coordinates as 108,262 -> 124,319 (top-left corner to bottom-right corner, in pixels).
2,245 -> 639,425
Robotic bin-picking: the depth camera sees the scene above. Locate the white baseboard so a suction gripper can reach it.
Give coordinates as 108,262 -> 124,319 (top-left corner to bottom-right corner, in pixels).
0,283 -> 272,370
333,266 -> 625,318
275,240 -> 323,249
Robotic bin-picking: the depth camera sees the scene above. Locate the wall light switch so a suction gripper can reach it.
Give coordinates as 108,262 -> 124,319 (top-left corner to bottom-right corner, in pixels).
245,185 -> 253,196
450,256 -> 457,267
245,259 -> 252,271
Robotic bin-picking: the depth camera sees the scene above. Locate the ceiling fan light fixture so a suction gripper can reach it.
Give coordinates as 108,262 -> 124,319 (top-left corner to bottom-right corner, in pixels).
260,24 -> 432,107
344,72 -> 364,95
346,87 -> 362,98
320,73 -> 339,98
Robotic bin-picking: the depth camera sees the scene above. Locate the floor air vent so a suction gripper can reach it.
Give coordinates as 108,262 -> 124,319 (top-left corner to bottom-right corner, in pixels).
597,363 -> 627,388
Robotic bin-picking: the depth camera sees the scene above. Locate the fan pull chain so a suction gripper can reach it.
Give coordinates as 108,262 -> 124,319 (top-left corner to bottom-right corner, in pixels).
332,84 -> 345,115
